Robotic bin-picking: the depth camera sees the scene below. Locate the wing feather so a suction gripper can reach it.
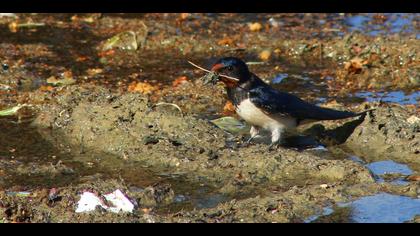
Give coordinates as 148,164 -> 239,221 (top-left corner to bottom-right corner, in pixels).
248,86 -> 357,121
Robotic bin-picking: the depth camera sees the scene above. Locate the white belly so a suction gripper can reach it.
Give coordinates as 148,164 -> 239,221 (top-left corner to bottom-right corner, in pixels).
235,99 -> 296,131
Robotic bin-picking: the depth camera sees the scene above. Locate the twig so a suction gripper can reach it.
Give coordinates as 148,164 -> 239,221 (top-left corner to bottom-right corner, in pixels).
245,61 -> 265,65
0,84 -> 12,90
187,61 -> 239,81
16,23 -> 46,28
152,102 -> 183,117
187,60 -> 211,73
0,103 -> 30,116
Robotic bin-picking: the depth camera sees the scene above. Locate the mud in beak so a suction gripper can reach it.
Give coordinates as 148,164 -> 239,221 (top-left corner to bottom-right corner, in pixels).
200,63 -> 224,85
201,71 -> 220,85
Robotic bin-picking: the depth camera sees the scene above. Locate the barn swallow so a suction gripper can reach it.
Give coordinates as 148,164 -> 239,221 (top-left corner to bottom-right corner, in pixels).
209,57 -> 371,149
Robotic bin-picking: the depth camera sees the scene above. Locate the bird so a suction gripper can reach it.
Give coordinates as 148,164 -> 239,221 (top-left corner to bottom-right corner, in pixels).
208,57 -> 372,149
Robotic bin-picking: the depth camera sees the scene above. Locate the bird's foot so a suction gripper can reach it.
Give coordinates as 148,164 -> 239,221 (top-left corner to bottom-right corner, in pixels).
268,142 -> 280,151
241,137 -> 254,148
268,128 -> 285,151
245,136 -> 253,144
242,133 -> 261,147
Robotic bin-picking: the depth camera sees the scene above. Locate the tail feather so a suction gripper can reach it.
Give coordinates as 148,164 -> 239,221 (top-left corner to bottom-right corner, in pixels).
354,108 -> 376,116
304,105 -> 375,121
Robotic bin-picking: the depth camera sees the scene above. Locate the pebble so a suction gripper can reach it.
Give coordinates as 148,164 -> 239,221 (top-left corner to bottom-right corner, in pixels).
2,63 -> 9,71
319,184 -> 328,189
407,115 -> 420,124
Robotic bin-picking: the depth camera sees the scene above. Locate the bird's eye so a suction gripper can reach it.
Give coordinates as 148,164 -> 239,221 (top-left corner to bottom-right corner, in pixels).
227,66 -> 233,71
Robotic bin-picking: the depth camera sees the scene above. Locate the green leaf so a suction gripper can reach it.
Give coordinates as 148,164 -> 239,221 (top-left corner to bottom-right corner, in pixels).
210,116 -> 249,134
0,104 -> 25,116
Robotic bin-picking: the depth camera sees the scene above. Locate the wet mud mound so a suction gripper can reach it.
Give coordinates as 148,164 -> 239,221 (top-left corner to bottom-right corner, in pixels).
345,103 -> 420,171
33,86 -> 375,189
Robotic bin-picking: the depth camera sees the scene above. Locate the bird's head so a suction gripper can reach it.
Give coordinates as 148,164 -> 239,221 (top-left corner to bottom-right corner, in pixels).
211,57 -> 250,87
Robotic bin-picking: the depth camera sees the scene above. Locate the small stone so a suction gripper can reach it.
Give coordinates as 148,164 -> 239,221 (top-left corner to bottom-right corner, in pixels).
319,184 -> 328,189
143,136 -> 160,145
407,115 -> 420,124
408,75 -> 420,86
207,150 -> 219,160
48,188 -> 60,202
2,63 -> 9,71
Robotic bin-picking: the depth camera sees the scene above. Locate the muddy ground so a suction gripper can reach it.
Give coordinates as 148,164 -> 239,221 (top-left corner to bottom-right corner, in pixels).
0,13 -> 419,223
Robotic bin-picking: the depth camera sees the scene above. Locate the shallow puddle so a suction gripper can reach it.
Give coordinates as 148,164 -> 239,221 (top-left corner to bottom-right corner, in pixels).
308,193 -> 420,223
354,91 -> 420,105
366,160 -> 413,176
271,71 -> 419,107
311,146 -> 417,187
366,160 -> 413,185
345,13 -> 418,36
345,153 -> 414,186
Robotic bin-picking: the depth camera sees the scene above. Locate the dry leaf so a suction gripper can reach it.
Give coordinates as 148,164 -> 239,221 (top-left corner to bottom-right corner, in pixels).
172,76 -> 189,88
62,71 -> 73,79
46,70 -> 76,86
259,50 -> 271,61
141,208 -> 152,214
235,171 -> 243,180
217,37 -> 234,46
223,101 -> 236,115
180,13 -> 190,20
127,81 -> 159,94
352,45 -> 362,55
98,49 -> 115,57
76,56 -> 88,62
344,57 -> 367,74
87,68 -> 103,76
248,22 -> 262,32
8,22 -> 18,33
406,175 -> 420,181
71,15 -> 95,23
39,85 -> 54,92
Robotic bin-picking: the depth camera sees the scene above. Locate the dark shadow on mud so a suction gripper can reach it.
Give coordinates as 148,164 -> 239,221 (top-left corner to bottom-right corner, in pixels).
282,135 -> 322,150
0,20 -> 156,88
303,114 -> 368,146
0,117 -> 231,211
0,118 -> 81,188
310,206 -> 353,223
256,113 -> 370,150
0,24 -> 105,76
231,114 -> 367,151
0,117 -> 159,189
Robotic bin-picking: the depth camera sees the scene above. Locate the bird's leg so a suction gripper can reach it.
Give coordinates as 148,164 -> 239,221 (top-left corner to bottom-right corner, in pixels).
245,126 -> 260,145
268,128 -> 284,151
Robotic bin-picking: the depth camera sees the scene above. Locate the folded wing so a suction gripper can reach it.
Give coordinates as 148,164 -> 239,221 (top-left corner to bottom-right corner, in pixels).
248,85 -> 357,122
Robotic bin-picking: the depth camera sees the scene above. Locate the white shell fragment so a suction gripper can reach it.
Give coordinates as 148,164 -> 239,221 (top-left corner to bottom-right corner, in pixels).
75,192 -> 107,213
104,189 -> 135,213
319,184 -> 328,189
75,189 -> 135,213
